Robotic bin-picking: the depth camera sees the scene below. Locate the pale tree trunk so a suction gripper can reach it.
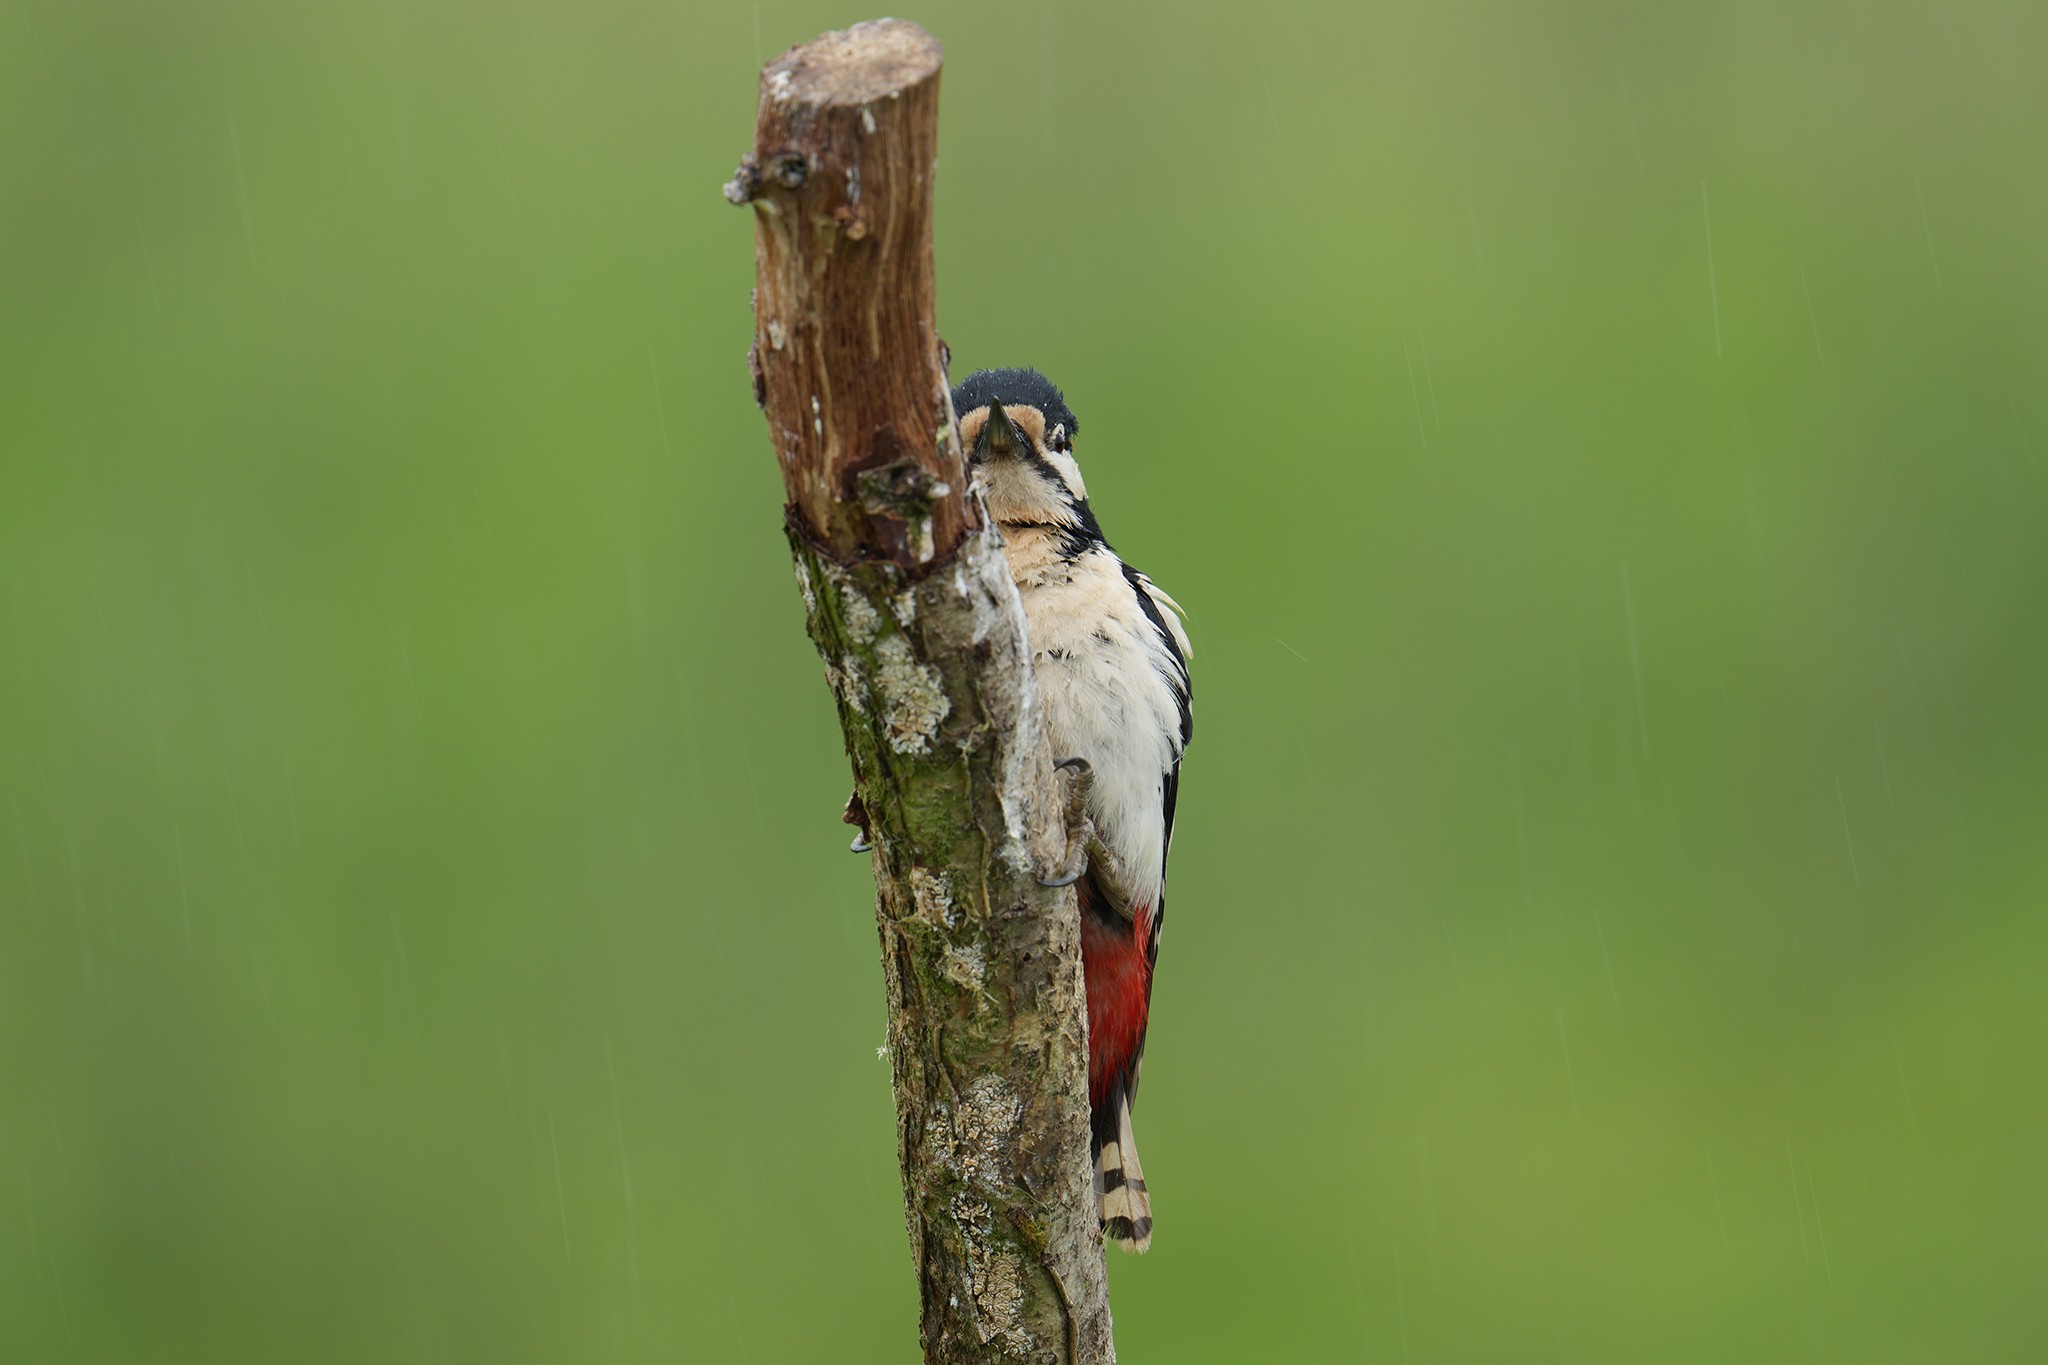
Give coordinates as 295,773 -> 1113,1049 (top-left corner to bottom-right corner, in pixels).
726,20 -> 1116,1363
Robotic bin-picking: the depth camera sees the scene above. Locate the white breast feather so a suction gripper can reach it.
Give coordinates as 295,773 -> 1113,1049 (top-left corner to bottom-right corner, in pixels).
1007,541 -> 1186,913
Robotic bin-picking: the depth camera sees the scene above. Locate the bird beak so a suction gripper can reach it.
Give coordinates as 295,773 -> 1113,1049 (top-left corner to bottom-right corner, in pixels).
972,401 -> 1020,464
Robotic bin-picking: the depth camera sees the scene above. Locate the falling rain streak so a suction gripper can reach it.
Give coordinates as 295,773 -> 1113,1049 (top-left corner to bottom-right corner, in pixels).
1556,1007 -> 1581,1118
606,1036 -> 645,1333
1834,777 -> 1861,888
1593,905 -> 1621,1012
1706,1151 -> 1730,1249
1807,1167 -> 1834,1287
1622,566 -> 1649,759
1702,183 -> 1722,355
1788,1140 -> 1809,1265
1460,156 -> 1487,272
1417,336 -> 1442,433
174,822 -> 193,953
549,1110 -> 572,1262
1403,340 -> 1429,450
1620,80 -> 1646,173
1801,267 -> 1827,368
1914,177 -> 1944,292
229,115 -> 258,266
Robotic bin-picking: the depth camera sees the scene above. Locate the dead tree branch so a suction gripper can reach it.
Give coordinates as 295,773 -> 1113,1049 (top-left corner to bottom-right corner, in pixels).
729,19 -> 1115,1363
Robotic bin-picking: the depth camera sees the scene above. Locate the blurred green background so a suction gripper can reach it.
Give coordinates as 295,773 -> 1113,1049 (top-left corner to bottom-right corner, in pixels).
4,0 -> 2045,1360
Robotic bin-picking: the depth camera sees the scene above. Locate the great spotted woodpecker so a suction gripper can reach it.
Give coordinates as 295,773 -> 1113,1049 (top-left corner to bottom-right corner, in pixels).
952,368 -> 1192,1253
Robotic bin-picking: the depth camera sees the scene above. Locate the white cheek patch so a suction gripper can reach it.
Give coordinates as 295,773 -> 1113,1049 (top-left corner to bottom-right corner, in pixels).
1042,449 -> 1087,502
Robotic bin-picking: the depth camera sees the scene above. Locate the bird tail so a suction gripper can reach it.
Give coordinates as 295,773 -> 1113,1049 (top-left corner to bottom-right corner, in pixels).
1093,1088 -> 1152,1252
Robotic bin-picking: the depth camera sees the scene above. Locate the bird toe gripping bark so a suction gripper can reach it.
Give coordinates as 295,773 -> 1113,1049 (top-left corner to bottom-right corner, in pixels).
1038,757 -> 1094,888
844,790 -> 874,853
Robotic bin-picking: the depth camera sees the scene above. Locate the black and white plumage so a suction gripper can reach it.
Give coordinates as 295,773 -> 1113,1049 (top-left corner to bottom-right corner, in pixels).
954,367 -> 1192,1252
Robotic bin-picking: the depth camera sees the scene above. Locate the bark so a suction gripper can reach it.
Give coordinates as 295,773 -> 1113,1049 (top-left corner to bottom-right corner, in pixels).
728,20 -> 1115,1364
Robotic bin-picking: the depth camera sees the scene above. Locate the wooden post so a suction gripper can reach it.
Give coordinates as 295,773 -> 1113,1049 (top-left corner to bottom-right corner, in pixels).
728,20 -> 1116,1363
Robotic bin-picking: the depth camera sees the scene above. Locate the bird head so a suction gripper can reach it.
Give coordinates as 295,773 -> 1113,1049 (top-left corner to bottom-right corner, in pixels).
952,367 -> 1093,532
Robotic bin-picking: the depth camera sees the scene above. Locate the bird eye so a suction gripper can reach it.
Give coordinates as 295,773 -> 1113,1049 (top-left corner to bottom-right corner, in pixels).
1049,423 -> 1070,452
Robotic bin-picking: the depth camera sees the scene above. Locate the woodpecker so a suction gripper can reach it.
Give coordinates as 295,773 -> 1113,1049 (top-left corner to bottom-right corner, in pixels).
953,367 -> 1192,1253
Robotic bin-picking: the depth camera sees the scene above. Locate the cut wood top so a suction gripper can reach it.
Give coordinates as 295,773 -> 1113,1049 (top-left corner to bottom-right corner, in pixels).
762,19 -> 942,109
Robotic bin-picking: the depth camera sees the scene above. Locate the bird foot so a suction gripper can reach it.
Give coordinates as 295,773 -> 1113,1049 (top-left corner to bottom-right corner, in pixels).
1038,757 -> 1094,887
844,790 -> 873,853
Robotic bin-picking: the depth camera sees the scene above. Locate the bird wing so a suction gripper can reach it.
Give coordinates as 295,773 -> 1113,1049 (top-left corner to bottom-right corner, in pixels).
1114,559 -> 1192,1107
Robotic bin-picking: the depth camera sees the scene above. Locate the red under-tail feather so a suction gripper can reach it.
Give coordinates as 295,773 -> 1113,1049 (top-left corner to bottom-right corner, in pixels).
1081,888 -> 1154,1250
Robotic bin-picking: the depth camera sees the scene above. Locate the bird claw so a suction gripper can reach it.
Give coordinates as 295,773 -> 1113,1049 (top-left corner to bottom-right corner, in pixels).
1038,757 -> 1094,887
844,790 -> 874,854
